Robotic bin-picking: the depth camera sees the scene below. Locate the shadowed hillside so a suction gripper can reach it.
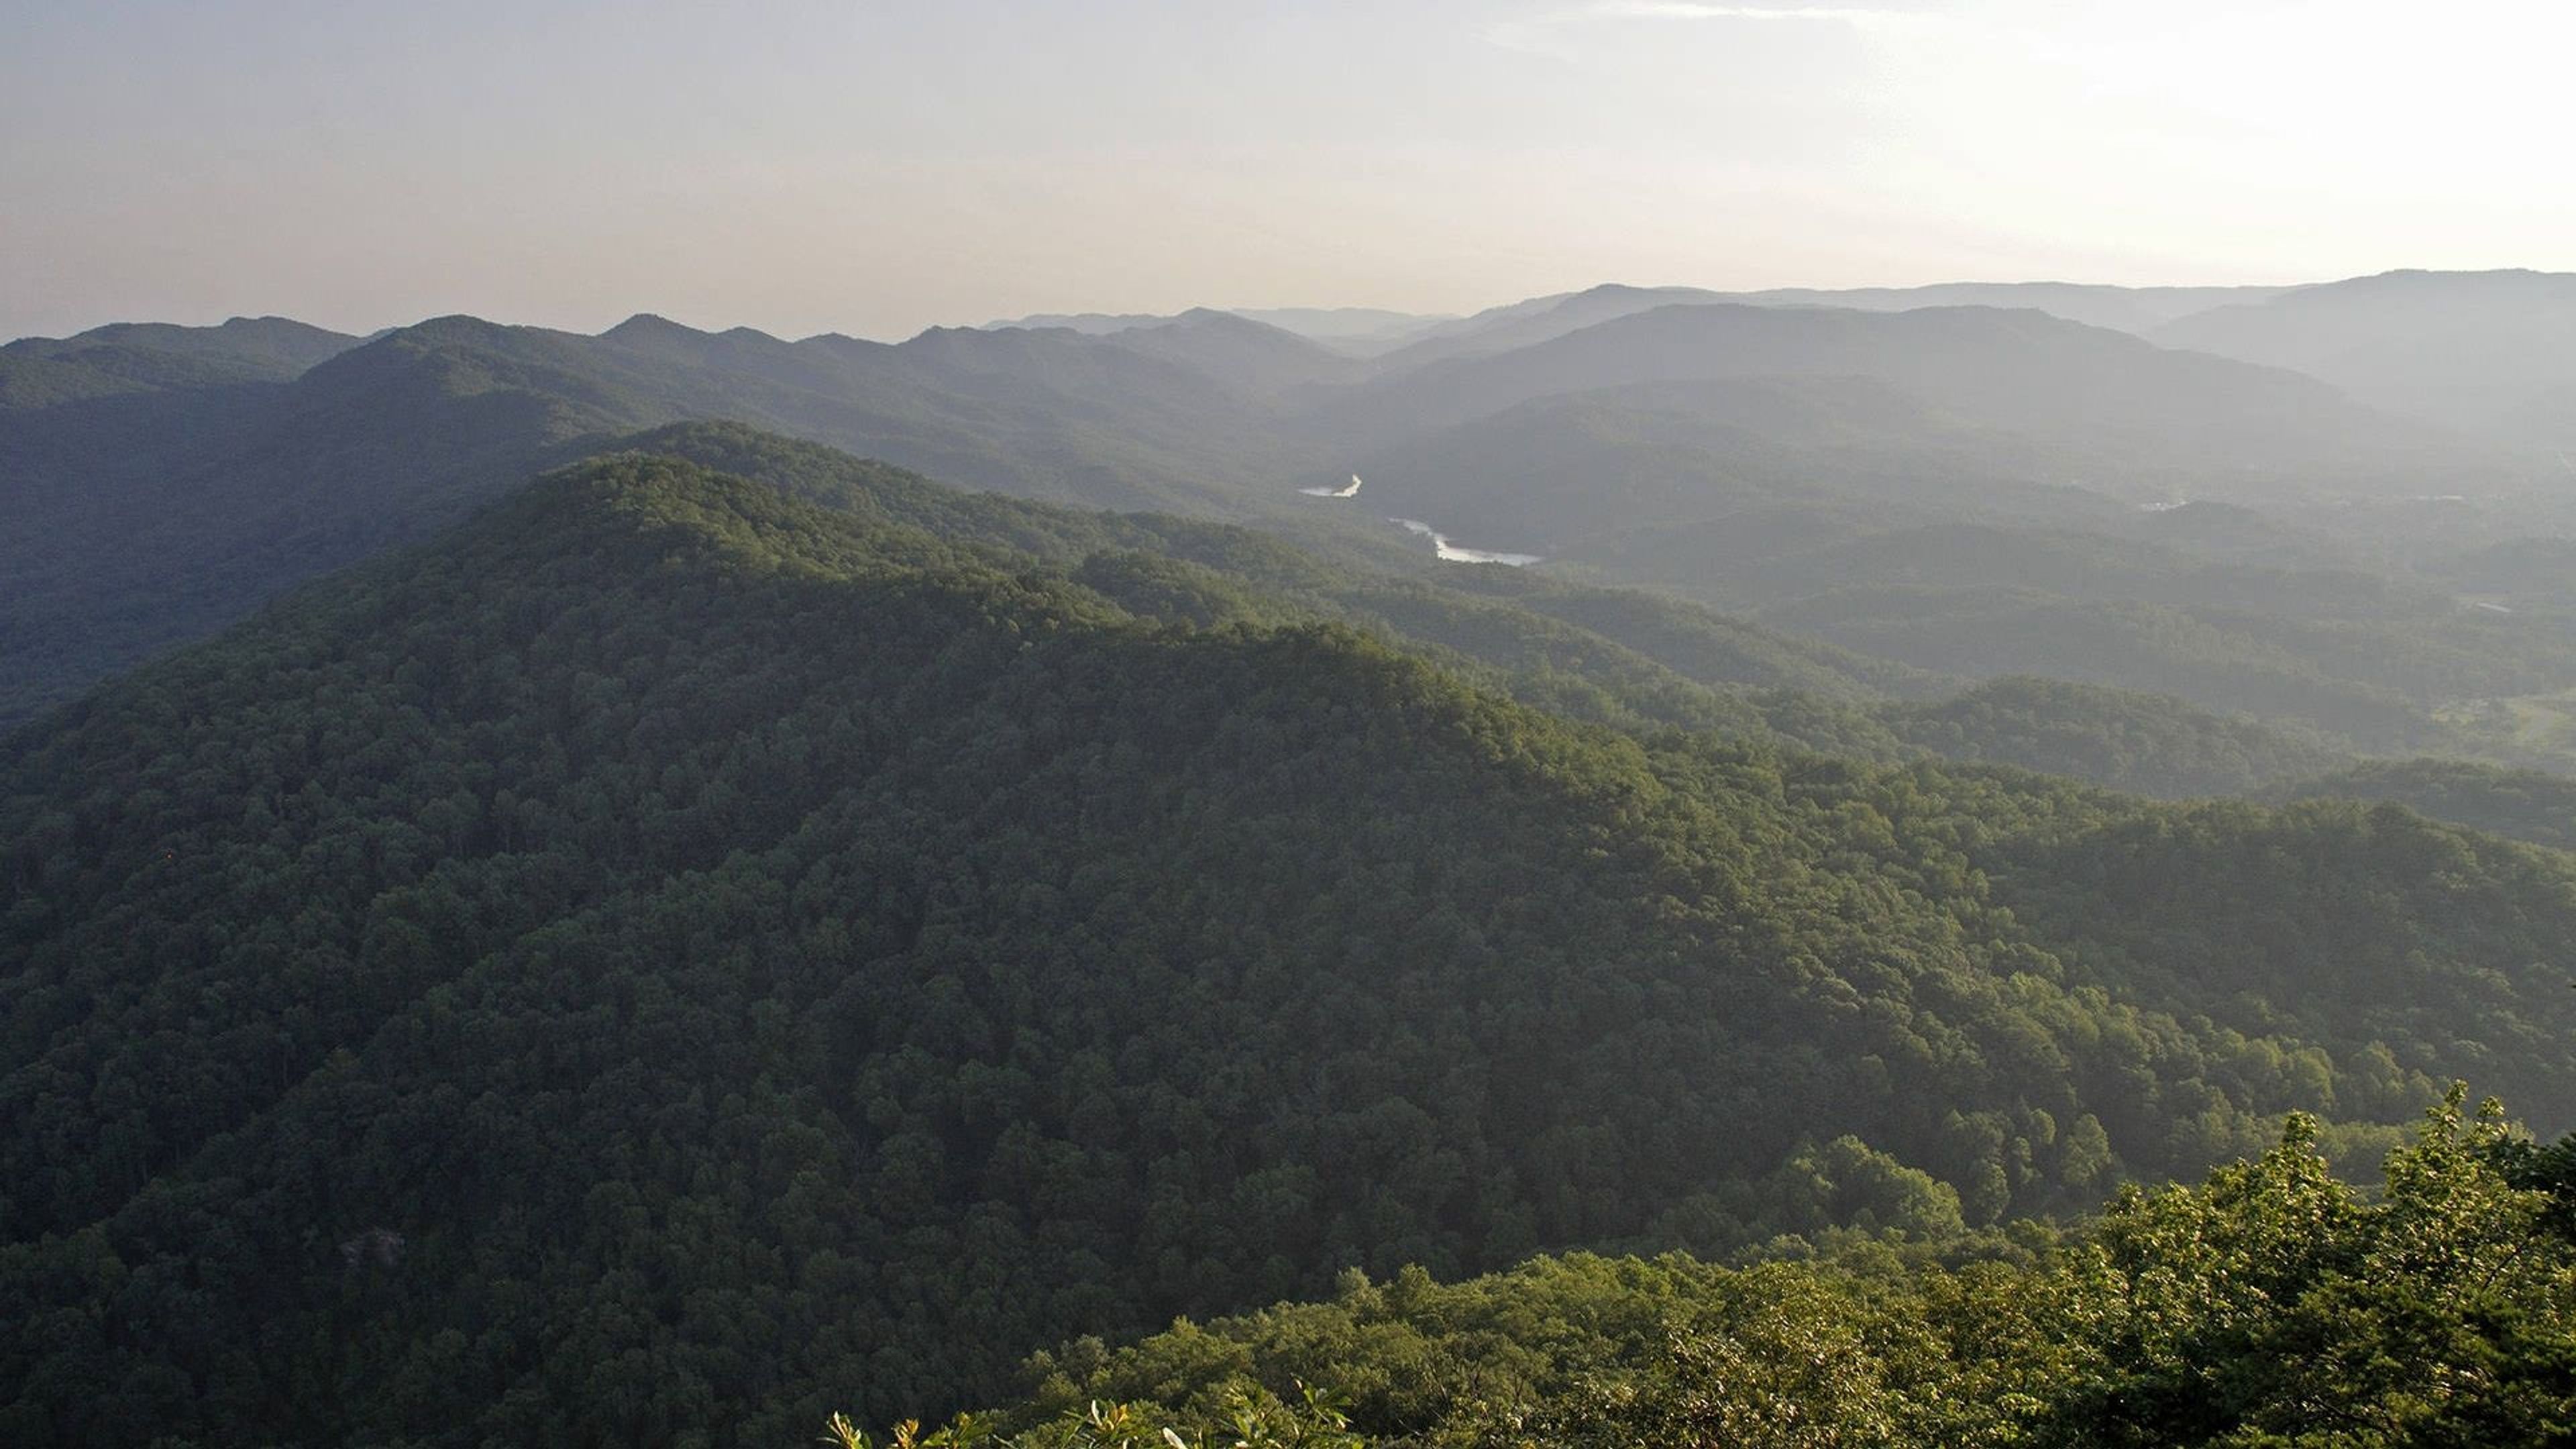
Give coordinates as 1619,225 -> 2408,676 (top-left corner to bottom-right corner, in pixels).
8,450 -> 2576,1442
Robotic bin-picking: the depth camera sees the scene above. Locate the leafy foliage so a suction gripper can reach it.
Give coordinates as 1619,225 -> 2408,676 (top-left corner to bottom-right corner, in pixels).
908,1095 -> 2576,1448
8,455 -> 2576,1444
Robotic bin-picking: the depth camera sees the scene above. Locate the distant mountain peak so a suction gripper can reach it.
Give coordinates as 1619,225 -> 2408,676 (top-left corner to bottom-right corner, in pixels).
602,311 -> 705,340
3,314 -> 362,378
392,313 -> 527,345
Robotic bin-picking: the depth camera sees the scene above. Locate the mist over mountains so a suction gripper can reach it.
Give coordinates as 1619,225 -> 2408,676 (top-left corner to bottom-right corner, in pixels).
9,270 -> 2572,744
2155,268 -> 2576,451
985,279 -> 2294,360
13,267 -> 2576,1444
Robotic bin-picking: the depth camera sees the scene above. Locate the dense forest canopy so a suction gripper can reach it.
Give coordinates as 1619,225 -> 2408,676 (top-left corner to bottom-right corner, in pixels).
842,1092 -> 2576,1447
8,449 -> 2576,1444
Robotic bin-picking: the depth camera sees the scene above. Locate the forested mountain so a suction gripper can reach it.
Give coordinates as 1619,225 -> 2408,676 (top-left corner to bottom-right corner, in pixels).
2155,268 -> 2576,449
2,334 -> 2550,790
18,0 -> 2576,1429
565,425 -> 2429,795
0,311 -> 1342,726
573,426 -> 2518,811
8,276 -> 2549,760
508,424 -> 1917,759
3,319 -> 614,726
9,447 -> 2576,1444
15,300 -> 2389,769
25,317 -> 362,372
0,316 -> 359,405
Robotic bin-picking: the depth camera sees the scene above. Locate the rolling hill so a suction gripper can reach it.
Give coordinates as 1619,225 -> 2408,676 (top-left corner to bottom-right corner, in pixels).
8,284 -> 2567,801
8,446 -> 2576,1442
0,315 -> 360,406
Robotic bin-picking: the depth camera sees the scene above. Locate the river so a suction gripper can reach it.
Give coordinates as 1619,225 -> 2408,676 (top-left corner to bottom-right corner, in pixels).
1391,519 -> 1542,566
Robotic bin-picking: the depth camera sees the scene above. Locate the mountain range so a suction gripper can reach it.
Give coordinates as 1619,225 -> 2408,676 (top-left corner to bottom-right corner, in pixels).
12,271 -> 2574,767
13,260 -> 2576,1440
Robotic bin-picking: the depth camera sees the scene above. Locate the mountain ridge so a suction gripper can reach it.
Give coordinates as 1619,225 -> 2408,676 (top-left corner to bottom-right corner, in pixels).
11,444 -> 2576,1440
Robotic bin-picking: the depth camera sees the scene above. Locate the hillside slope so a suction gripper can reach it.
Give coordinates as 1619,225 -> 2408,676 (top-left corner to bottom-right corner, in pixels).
2156,268 -> 2576,448
7,453 -> 2576,1443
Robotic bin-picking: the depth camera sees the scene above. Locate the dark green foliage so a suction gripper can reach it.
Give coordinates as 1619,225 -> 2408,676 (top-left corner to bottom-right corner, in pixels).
9,455 -> 2576,1443
924,1096 -> 2576,1447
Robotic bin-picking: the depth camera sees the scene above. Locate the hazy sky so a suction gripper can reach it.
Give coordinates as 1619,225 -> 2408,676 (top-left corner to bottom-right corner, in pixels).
5,0 -> 2571,341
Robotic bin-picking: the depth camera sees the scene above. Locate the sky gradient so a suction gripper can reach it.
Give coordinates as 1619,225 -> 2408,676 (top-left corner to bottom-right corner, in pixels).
5,0 -> 2570,341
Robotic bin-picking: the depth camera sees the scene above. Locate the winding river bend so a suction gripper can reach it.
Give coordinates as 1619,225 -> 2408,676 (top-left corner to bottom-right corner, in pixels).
1293,478 -> 1542,566
1391,519 -> 1542,566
